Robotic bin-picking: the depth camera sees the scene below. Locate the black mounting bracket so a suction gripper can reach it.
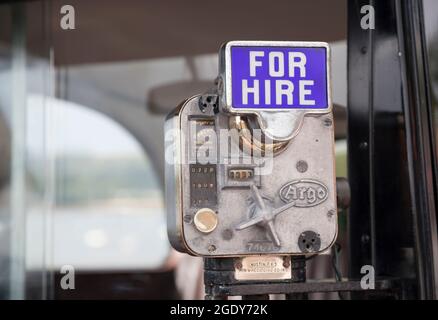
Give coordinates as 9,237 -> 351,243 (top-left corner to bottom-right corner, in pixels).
203,256 -> 405,300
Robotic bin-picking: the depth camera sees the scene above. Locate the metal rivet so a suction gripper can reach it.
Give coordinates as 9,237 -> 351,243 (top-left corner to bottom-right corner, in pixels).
327,209 -> 335,218
283,257 -> 290,268
323,117 -> 333,127
194,208 -> 218,233
208,244 -> 216,252
296,160 -> 308,173
222,228 -> 233,240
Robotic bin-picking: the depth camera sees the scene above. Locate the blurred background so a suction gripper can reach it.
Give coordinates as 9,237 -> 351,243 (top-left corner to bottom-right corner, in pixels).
0,0 -> 350,299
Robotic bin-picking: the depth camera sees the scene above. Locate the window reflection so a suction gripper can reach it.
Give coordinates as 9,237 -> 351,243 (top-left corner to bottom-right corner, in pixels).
26,95 -> 168,270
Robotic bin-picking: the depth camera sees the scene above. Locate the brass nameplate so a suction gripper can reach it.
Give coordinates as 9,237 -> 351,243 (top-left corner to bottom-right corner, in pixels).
234,256 -> 292,281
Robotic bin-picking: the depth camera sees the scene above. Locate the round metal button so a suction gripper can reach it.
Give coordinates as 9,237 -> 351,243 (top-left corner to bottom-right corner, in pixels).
193,208 -> 218,233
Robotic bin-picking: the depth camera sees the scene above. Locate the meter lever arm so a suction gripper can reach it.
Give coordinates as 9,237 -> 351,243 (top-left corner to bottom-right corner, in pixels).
235,184 -> 266,231
235,183 -> 286,247
272,199 -> 297,216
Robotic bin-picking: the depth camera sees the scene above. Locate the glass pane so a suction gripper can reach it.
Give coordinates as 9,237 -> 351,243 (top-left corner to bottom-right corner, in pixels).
0,1 -> 53,299
423,0 -> 438,180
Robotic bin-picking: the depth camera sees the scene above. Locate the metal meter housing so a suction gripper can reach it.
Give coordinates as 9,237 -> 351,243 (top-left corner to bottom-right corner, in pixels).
165,41 -> 337,257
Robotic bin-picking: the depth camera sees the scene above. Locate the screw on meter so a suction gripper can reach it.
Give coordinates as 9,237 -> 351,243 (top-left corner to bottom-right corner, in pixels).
165,41 -> 337,257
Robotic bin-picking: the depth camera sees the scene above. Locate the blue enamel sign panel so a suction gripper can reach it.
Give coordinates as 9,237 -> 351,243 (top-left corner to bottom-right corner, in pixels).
224,42 -> 329,110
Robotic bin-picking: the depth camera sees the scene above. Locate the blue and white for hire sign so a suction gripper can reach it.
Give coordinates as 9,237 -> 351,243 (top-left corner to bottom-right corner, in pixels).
222,41 -> 330,111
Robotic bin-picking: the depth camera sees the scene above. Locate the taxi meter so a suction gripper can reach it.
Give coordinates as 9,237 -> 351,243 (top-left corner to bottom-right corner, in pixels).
165,41 -> 337,260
